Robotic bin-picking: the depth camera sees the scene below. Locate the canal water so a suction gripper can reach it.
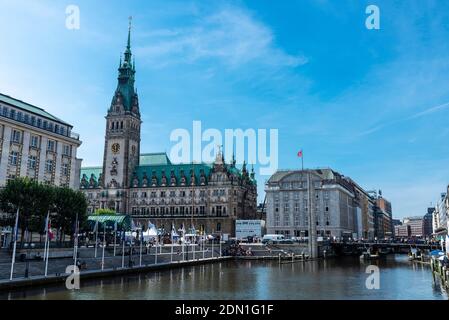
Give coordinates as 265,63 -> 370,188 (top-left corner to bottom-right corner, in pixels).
1,255 -> 447,300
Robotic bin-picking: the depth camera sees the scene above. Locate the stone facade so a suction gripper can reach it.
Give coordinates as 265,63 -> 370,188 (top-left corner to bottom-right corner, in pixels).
432,191 -> 448,235
0,93 -> 82,189
79,24 -> 257,236
265,169 -> 376,240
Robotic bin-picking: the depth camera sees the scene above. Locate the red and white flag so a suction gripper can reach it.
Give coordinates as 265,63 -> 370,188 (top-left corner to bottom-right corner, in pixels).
45,214 -> 54,241
297,150 -> 303,158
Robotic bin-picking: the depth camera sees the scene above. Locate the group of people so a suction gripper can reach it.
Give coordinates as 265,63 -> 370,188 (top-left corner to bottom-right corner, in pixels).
223,243 -> 254,257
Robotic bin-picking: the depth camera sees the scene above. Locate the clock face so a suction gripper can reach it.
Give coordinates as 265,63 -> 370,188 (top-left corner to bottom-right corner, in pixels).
111,143 -> 120,154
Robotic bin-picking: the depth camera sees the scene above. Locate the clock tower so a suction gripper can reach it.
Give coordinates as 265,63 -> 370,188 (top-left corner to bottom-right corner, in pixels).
102,18 -> 141,212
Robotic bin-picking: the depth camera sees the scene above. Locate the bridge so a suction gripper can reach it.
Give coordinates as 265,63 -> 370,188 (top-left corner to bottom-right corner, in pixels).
331,242 -> 441,255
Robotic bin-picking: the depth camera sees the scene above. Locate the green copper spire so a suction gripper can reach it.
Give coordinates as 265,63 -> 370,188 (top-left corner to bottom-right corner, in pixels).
124,16 -> 133,64
112,17 -> 138,114
127,17 -> 132,49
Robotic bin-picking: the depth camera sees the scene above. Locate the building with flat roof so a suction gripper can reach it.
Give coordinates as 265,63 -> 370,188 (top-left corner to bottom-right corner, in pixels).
0,93 -> 82,189
403,216 -> 424,238
394,224 -> 410,239
423,208 -> 434,238
265,168 -> 375,241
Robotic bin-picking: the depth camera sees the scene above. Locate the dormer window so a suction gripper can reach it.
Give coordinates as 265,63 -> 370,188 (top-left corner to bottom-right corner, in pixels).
161,172 -> 167,186
170,171 -> 176,186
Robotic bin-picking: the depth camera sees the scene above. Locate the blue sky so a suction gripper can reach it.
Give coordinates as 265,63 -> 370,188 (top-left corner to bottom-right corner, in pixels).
1,0 -> 449,219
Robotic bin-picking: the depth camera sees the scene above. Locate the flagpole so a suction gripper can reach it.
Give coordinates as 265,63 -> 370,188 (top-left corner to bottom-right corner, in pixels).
74,213 -> 79,269
113,222 -> 117,257
193,225 -> 196,261
101,223 -> 105,270
202,229 -> 205,260
43,233 -> 48,264
44,215 -> 51,277
181,225 -> 185,262
121,230 -> 125,269
147,220 -> 151,256
170,223 -> 174,263
139,228 -> 143,267
94,221 -> 98,258
9,208 -> 19,281
43,213 -> 48,262
155,231 -> 158,264
212,230 -> 214,259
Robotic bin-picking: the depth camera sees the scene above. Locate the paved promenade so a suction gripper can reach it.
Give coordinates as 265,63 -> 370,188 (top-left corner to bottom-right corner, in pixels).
0,244 -> 222,283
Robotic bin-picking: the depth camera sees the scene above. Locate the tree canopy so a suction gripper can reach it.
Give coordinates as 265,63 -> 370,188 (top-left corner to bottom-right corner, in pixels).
94,208 -> 116,216
0,178 -> 88,242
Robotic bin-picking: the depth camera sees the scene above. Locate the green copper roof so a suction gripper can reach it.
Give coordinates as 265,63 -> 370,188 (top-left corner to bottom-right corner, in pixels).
113,21 -> 137,112
140,153 -> 172,166
0,93 -> 72,126
80,167 -> 102,188
80,156 -> 256,188
132,163 -> 213,187
87,215 -> 133,231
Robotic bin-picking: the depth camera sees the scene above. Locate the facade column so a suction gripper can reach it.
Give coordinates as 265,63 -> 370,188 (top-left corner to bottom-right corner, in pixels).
53,141 -> 63,186
308,171 -> 318,258
19,131 -> 30,177
0,127 -> 12,186
37,136 -> 48,182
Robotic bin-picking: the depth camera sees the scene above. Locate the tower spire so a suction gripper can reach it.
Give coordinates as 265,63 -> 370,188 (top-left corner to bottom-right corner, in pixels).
124,16 -> 133,64
113,18 -> 138,113
127,16 -> 132,50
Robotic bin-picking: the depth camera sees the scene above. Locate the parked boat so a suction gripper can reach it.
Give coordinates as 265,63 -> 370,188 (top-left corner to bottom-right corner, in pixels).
360,251 -> 380,260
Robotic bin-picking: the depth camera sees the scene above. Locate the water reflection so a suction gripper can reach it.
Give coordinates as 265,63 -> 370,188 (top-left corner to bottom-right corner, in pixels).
0,255 -> 447,300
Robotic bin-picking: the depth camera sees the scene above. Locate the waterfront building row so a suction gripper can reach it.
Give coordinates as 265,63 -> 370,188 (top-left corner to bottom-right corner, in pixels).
431,190 -> 449,237
264,169 -> 392,240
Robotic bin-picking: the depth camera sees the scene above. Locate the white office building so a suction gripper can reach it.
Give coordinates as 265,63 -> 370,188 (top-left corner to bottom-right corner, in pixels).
0,93 -> 82,189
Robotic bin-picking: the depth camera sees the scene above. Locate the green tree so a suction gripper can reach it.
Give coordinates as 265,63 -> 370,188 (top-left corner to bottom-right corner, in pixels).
94,208 -> 116,216
52,188 -> 88,242
0,178 -> 88,245
0,178 -> 54,244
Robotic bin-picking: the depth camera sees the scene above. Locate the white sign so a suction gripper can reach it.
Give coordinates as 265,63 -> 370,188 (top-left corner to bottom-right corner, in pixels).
236,220 -> 265,239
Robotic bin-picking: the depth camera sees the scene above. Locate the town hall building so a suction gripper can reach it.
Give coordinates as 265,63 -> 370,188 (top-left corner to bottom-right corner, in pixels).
80,23 -> 258,236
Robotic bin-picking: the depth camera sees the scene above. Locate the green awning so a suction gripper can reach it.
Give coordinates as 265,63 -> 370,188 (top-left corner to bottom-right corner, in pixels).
87,215 -> 133,231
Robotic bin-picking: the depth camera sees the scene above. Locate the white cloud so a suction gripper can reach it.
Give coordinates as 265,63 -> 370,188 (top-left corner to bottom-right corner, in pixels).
135,7 -> 307,69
